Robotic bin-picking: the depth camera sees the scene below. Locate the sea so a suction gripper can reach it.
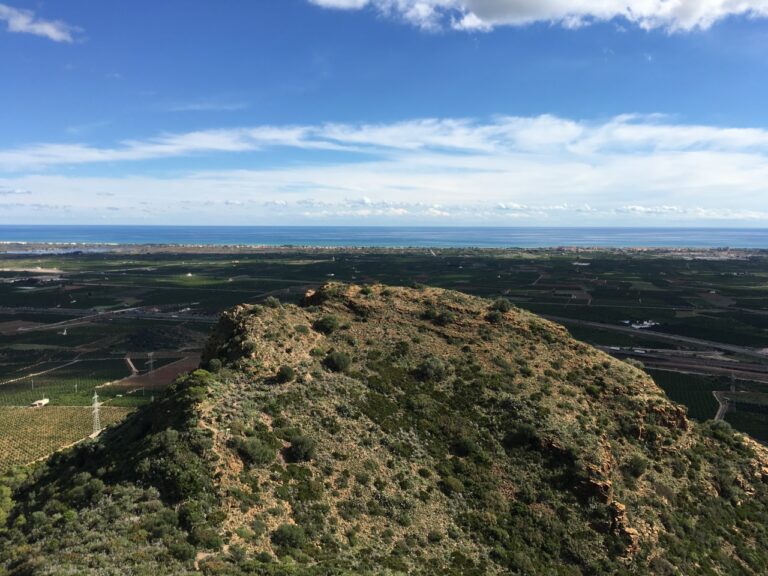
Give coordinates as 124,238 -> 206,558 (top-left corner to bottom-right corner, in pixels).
1,225 -> 768,249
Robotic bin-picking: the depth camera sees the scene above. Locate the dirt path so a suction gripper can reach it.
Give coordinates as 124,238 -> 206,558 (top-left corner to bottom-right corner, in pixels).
124,356 -> 139,375
713,391 -> 730,421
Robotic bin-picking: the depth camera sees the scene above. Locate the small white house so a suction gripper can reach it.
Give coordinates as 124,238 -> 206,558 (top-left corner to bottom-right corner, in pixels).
31,398 -> 50,408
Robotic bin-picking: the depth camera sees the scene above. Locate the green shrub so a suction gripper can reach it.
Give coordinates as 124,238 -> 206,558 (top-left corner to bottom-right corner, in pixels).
414,356 -> 447,382
271,524 -> 307,551
285,435 -> 317,463
503,423 -> 538,449
324,351 -> 351,373
440,476 -> 464,496
313,315 -> 340,335
233,438 -> 276,466
190,525 -> 223,549
421,305 -> 438,321
486,310 -> 504,324
391,340 -> 410,357
0,484 -> 14,526
251,517 -> 267,537
427,530 -> 443,543
264,296 -> 282,308
490,298 -> 513,313
435,310 -> 456,326
450,436 -> 479,458
275,365 -> 296,383
206,358 -> 222,373
624,358 -> 645,370
626,454 -> 649,478
421,307 -> 455,326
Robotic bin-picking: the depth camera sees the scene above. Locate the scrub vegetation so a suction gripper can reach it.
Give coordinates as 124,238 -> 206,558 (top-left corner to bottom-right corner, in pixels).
2,282 -> 767,575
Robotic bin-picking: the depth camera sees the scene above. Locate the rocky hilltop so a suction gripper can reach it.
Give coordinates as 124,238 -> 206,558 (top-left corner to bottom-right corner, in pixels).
2,283 -> 768,575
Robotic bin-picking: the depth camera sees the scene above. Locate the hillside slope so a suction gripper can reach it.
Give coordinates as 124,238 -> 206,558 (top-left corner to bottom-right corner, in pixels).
2,282 -> 768,575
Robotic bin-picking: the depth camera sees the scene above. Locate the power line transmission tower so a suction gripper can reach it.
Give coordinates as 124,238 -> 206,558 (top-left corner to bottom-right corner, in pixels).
92,392 -> 102,436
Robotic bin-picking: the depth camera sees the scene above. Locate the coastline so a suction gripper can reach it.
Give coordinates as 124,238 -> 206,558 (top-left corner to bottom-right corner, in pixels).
0,241 -> 762,258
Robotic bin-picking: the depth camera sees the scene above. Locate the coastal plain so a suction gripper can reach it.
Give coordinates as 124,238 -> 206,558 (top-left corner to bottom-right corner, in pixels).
0,245 -> 766,472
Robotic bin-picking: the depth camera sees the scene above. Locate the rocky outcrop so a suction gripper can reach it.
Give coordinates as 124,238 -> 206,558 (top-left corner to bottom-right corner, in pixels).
609,502 -> 641,557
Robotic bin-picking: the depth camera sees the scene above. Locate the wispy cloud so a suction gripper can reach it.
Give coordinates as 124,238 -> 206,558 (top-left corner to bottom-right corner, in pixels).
3,114 -> 768,224
0,3 -> 79,42
308,0 -> 768,32
0,202 -> 70,211
0,125 -> 351,170
0,186 -> 30,195
4,114 -> 768,170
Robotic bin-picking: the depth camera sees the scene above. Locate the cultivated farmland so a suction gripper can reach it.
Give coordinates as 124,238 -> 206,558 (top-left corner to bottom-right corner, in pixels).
0,405 -> 133,471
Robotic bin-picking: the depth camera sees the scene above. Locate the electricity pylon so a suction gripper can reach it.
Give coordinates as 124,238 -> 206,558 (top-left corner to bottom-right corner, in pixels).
92,392 -> 102,435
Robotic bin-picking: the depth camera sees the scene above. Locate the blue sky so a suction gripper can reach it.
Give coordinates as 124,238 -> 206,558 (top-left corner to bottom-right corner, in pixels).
2,0 -> 768,225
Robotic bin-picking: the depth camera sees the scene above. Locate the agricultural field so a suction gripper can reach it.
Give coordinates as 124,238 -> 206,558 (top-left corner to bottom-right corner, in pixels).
0,245 -> 767,461
646,370 -> 722,421
0,359 -> 139,408
725,410 -> 768,442
0,405 -> 133,472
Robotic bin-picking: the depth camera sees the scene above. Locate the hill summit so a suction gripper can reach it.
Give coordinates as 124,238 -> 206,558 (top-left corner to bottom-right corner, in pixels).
2,282 -> 768,575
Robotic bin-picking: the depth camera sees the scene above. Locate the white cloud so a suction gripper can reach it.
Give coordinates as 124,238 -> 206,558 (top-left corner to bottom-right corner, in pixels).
308,0 -> 768,31
0,127 -> 330,170
0,3 -> 79,42
7,114 -> 768,171
0,186 -> 30,195
310,0 -> 370,8
4,114 -> 768,170
3,114 -> 768,224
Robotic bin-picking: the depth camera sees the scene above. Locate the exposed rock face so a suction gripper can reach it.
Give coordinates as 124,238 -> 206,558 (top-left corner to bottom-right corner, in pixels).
649,403 -> 689,432
609,501 -> 641,557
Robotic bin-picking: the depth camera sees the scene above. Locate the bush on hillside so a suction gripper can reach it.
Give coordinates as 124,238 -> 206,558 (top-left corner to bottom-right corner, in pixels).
233,438 -> 276,466
414,356 -> 447,382
275,365 -> 296,383
313,315 -> 340,335
271,524 -> 307,551
324,351 -> 351,373
490,298 -> 513,313
285,435 -> 317,463
486,310 -> 504,324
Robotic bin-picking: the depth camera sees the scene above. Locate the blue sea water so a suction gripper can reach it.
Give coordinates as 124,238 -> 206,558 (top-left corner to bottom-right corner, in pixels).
1,225 -> 767,249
